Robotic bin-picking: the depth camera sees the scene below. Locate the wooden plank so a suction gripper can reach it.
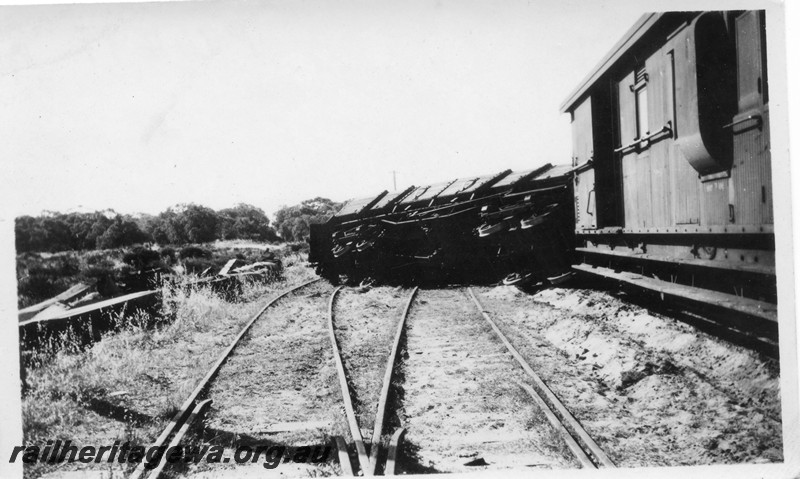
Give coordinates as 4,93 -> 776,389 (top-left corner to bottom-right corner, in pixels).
218,259 -> 238,276
572,263 -> 777,323
467,288 -> 616,468
29,303 -> 71,321
575,247 -> 776,276
359,190 -> 389,216
18,283 -> 92,321
18,289 -> 159,328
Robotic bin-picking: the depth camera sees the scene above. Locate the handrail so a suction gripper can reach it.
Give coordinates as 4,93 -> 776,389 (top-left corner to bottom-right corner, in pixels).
723,114 -> 762,131
614,121 -> 672,154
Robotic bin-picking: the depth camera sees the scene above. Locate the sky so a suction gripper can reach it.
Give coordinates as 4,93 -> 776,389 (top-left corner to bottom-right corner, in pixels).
0,0 -> 652,220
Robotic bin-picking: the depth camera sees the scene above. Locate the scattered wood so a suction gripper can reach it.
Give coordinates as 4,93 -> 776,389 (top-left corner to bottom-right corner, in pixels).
18,283 -> 92,322
218,259 -> 238,276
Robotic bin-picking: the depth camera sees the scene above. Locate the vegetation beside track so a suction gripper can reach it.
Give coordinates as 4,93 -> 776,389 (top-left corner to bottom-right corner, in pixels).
18,252 -> 315,479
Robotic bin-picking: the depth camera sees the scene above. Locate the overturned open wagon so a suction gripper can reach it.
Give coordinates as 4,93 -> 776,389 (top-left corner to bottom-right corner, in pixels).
309,164 -> 575,286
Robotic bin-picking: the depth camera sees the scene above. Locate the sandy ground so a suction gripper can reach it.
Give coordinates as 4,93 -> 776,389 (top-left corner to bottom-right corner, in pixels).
332,287 -> 410,439
180,281 -> 345,478
396,288 -> 578,473
32,275 -> 782,478
473,285 -> 782,467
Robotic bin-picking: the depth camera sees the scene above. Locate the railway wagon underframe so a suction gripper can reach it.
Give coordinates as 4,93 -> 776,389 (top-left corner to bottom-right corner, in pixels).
309,166 -> 576,287
562,11 -> 777,339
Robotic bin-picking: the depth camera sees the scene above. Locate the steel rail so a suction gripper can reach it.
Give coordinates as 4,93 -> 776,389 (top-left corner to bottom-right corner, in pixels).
366,287 -> 419,475
328,287 -> 371,475
129,277 -> 322,479
467,287 -> 616,469
514,380 -> 594,468
385,428 -> 407,475
146,399 -> 213,479
334,437 -> 355,476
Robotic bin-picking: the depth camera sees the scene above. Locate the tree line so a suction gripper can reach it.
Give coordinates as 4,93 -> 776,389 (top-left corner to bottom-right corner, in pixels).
15,199 -> 342,253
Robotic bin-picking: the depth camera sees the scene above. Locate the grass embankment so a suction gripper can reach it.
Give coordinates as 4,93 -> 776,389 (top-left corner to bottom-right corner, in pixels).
16,242 -> 305,309
19,254 -> 315,479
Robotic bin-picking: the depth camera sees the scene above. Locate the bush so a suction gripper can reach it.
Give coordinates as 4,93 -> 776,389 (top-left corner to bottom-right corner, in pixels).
287,242 -> 309,254
16,254 -> 84,308
122,247 -> 163,271
23,254 -> 81,278
80,265 -> 121,297
17,275 -> 70,308
84,250 -> 120,266
95,218 -> 150,250
179,246 -> 212,260
182,257 -> 219,276
160,247 -> 177,263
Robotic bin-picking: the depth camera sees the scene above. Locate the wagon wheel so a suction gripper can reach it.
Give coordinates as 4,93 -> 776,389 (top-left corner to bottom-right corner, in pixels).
502,271 -> 533,286
332,242 -> 354,258
356,239 -> 375,252
520,211 -> 551,229
477,221 -> 506,238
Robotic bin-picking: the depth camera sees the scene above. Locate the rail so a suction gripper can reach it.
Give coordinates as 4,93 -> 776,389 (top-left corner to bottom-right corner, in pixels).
467,287 -> 615,469
368,286 -> 418,474
328,286 -> 418,475
327,287 -> 371,474
129,278 -> 321,479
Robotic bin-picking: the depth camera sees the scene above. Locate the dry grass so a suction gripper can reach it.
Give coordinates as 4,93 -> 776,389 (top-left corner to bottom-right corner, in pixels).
19,260 -> 316,479
186,280 -> 346,477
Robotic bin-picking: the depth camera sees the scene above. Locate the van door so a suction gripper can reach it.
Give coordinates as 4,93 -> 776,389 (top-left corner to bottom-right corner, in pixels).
730,10 -> 772,226
572,97 -> 596,230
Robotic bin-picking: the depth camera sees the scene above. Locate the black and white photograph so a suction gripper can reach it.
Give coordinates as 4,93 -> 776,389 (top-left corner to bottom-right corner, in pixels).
1,0 -> 798,478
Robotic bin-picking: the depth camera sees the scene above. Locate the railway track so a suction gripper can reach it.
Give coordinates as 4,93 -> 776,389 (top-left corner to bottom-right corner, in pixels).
129,278 -> 333,479
379,287 -> 613,473
327,285 -> 417,476
329,286 -> 615,474
466,288 -> 614,469
132,281 -> 614,478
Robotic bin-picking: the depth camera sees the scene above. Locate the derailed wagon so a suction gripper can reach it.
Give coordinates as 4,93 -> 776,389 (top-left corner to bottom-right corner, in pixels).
309,164 -> 576,286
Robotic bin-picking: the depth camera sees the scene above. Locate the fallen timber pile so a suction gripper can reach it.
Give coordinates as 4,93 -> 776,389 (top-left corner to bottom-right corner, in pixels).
17,258 -> 281,349
309,164 -> 576,286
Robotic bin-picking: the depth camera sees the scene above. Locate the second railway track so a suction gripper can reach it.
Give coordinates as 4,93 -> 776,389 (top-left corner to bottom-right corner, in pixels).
130,278 -> 348,479
131,281 -> 660,478
385,287 -> 613,473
